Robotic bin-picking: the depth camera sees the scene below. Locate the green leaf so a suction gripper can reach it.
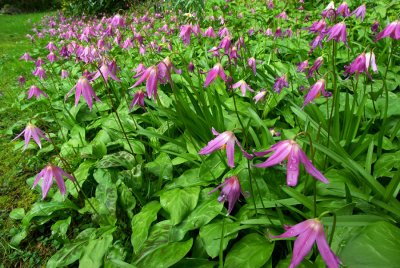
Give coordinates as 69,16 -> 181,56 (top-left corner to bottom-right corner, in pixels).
51,217 -> 71,238
135,239 -> 193,268
131,201 -> 162,254
199,219 -> 240,258
118,181 -> 136,218
97,151 -> 136,169
22,201 -> 78,226
145,152 -> 173,181
374,151 -> 400,178
47,239 -> 89,268
96,182 -> 118,225
224,233 -> 274,268
199,154 -> 226,181
160,187 -> 200,225
79,233 -> 114,268
339,221 -> 400,267
69,160 -> 96,197
171,258 -> 217,268
9,208 -> 25,220
180,189 -> 224,233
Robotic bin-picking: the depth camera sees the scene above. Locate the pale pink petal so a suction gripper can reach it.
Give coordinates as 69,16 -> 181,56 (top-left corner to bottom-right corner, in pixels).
299,149 -> 329,183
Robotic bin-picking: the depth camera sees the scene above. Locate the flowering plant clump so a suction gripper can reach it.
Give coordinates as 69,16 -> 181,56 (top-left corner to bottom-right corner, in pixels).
4,1 -> 400,268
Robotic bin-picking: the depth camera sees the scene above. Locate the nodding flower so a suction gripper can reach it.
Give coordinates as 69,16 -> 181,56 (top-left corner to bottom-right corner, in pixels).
270,218 -> 341,268
66,76 -> 101,110
374,21 -> 400,41
199,128 -> 253,168
129,90 -> 146,110
33,164 -> 75,199
248,57 -> 257,75
337,1 -> 350,17
27,85 -> 48,100
343,52 -> 377,79
232,80 -> 255,96
297,60 -> 309,73
325,22 -> 348,46
209,176 -> 244,215
254,139 -> 329,186
203,63 -> 227,87
273,75 -> 289,93
307,56 -> 323,78
350,4 -> 366,21
303,79 -> 331,107
12,123 -> 50,150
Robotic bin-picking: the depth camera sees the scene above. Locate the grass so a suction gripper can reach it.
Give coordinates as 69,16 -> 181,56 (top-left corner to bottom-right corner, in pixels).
0,12 -> 55,267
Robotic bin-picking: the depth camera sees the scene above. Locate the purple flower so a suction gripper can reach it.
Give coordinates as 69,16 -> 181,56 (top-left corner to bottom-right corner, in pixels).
276,11 -> 288,20
47,52 -> 58,63
20,52 -> 34,62
248,57 -> 257,75
35,57 -> 45,67
66,76 -> 101,110
204,63 -> 227,87
12,123 -> 50,150
253,90 -> 267,103
351,4 -> 366,21
371,21 -> 380,33
179,24 -> 194,46
273,75 -> 289,93
45,41 -> 57,52
325,22 -> 348,46
199,128 -> 253,168
130,66 -> 159,100
305,19 -> 327,34
32,66 -> 46,80
254,139 -> 329,186
337,1 -> 350,17
270,218 -> 341,268
209,176 -> 243,214
307,56 -> 323,78
157,56 -> 181,85
91,62 -> 121,83
344,52 -> 377,79
297,60 -> 308,73
321,1 -> 335,18
374,21 -> 400,41
33,164 -> 75,199
18,76 -> 26,86
188,62 -> 195,72
309,34 -> 325,53
27,85 -> 48,99
129,90 -> 146,110
204,26 -> 216,38
61,70 -> 69,79
232,80 -> 254,96
303,79 -> 331,107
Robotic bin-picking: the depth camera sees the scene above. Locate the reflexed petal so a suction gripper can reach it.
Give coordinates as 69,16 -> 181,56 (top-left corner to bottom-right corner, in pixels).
254,141 -> 292,168
204,68 -> 218,87
299,150 -> 329,183
290,227 -> 318,268
199,132 -> 231,155
316,229 -> 341,268
41,167 -> 54,199
286,147 -> 300,186
226,138 -> 235,167
53,167 -> 67,195
270,219 -> 312,239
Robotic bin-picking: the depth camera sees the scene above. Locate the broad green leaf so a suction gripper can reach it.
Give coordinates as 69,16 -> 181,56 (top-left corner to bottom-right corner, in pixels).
79,233 -> 114,268
51,217 -> 71,238
131,201 -> 162,254
339,221 -> 400,267
199,154 -> 226,181
10,228 -> 28,246
69,160 -> 96,197
180,189 -> 224,233
9,208 -> 25,220
160,187 -> 200,225
22,200 -> 78,226
47,239 -> 89,268
224,233 -> 274,268
135,239 -> 193,268
171,258 -> 217,268
199,219 -> 240,258
118,181 -> 136,218
145,152 -> 173,181
96,182 -> 118,225
97,151 -> 136,169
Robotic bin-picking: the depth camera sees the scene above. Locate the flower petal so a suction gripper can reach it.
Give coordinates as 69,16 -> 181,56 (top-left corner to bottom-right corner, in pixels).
299,149 -> 329,183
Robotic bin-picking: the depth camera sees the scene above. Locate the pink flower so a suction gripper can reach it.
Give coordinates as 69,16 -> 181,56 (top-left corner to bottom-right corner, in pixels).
204,26 -> 216,38
27,85 -> 48,99
33,164 -> 75,199
321,1 -> 335,18
199,128 -> 253,168
325,22 -> 348,46
32,66 -> 46,80
12,123 -> 50,150
209,176 -> 244,214
20,52 -> 34,62
297,60 -> 308,73
204,63 -> 227,87
253,90 -> 267,103
254,139 -> 329,186
61,70 -> 69,79
66,76 -> 101,110
374,21 -> 400,41
129,90 -> 146,110
232,80 -> 254,96
157,56 -> 181,85
130,66 -> 159,100
303,79 -> 331,107
47,52 -> 58,63
273,75 -> 289,93
309,34 -> 324,53
45,41 -> 57,51
248,57 -> 257,75
110,14 -> 126,28
179,24 -> 194,46
337,1 -> 350,17
18,75 -> 26,85
344,52 -> 377,79
271,219 -> 341,268
35,57 -> 45,67
351,4 -> 366,21
305,19 -> 327,33
371,21 -> 380,33
91,62 -> 121,83
276,11 -> 288,20
307,56 -> 323,78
